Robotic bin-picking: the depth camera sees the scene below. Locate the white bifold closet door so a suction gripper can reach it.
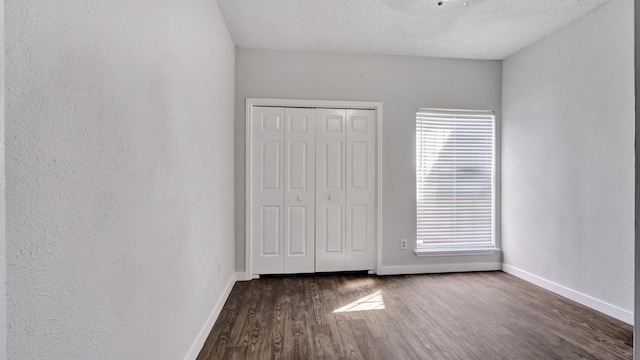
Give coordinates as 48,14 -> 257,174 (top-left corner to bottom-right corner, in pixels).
251,106 -> 316,274
250,105 -> 375,275
316,109 -> 376,272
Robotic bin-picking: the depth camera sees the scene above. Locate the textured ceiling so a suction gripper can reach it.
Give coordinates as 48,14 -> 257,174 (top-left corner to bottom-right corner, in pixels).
217,0 -> 610,60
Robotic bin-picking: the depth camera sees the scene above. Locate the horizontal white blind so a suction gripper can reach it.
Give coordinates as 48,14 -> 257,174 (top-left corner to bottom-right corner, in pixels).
416,109 -> 495,249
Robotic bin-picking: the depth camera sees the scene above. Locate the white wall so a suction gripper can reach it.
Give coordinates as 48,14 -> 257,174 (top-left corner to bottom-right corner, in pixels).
635,0 -> 640,350
635,0 -> 640,351
235,49 -> 502,272
5,0 -> 235,359
502,0 -> 634,320
0,0 -> 5,357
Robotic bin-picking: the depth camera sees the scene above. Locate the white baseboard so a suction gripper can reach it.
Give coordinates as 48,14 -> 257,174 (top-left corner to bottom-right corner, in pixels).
502,264 -> 633,325
378,262 -> 501,275
235,272 -> 250,281
183,272 -> 238,360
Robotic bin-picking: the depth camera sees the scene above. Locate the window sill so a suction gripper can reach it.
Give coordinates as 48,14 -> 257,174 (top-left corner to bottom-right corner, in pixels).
414,248 -> 500,258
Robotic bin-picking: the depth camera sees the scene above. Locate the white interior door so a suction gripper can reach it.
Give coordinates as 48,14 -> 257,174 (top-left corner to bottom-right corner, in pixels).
249,103 -> 377,276
315,109 -> 347,272
251,106 -> 285,274
345,110 -> 376,270
283,108 -> 316,273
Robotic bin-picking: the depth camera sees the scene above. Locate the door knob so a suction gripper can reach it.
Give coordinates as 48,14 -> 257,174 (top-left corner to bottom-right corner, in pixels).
329,194 -> 334,200
297,196 -> 303,201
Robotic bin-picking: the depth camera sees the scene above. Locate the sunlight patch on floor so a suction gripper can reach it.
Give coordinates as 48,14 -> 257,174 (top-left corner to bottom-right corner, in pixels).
340,277 -> 376,290
333,290 -> 385,313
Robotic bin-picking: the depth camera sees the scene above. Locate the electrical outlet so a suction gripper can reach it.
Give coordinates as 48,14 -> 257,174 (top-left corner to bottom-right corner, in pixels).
218,260 -> 222,276
400,239 -> 408,250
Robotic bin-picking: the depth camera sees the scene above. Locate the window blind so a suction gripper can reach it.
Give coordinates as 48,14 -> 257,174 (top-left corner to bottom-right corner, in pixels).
416,109 -> 495,249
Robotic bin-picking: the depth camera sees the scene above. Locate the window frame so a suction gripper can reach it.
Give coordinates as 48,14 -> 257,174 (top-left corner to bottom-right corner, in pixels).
414,108 -> 499,257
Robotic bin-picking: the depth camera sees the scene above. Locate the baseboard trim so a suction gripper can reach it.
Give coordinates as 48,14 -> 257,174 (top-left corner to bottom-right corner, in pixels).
502,264 -> 633,325
183,272 -> 238,360
235,271 -> 250,281
378,262 -> 501,275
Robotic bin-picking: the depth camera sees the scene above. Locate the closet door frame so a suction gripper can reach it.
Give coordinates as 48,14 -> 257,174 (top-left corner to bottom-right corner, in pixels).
245,98 -> 383,280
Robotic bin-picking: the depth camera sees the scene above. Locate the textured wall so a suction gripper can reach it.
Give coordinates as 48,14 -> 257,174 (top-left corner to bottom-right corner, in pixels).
235,50 -> 502,270
0,0 -> 5,356
502,0 -> 634,312
6,0 -> 235,359
635,0 -> 640,352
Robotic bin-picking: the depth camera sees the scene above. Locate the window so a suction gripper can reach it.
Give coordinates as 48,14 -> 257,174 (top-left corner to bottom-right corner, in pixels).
416,109 -> 496,253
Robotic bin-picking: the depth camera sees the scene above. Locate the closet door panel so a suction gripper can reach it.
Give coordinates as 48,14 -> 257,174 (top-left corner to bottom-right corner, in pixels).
345,109 -> 376,271
324,205 -> 343,252
251,107 -> 285,274
284,108 -> 316,273
315,109 -> 347,272
250,105 -> 377,276
259,206 -> 280,255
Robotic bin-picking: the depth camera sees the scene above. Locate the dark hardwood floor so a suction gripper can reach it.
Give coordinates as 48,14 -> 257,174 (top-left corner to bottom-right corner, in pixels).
197,271 -> 632,360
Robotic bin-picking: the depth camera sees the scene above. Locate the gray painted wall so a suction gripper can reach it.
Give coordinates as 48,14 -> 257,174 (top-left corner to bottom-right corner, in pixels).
0,0 -> 5,356
502,0 -> 634,314
235,49 -> 502,271
5,0 -> 235,359
635,0 -> 639,354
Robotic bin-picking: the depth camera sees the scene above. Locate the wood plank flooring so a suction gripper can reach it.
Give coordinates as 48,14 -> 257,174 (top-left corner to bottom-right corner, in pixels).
197,271 -> 632,360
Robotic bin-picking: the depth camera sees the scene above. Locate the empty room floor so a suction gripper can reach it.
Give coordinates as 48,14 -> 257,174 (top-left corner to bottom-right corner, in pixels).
197,272 -> 632,360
